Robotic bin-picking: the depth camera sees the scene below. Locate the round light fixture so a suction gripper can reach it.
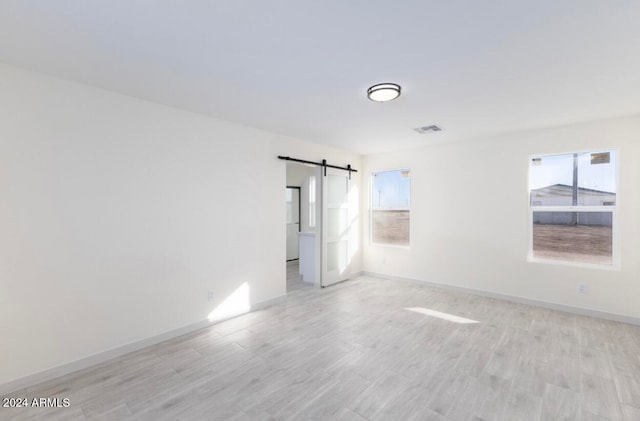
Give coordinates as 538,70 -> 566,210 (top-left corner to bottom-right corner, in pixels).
367,83 -> 401,102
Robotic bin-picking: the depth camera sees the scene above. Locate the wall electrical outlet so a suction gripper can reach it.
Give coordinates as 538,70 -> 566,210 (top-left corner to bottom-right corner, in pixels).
578,284 -> 588,294
207,290 -> 215,301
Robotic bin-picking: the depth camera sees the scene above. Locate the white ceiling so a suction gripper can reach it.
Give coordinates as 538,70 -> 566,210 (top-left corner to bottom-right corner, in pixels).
1,1 -> 639,155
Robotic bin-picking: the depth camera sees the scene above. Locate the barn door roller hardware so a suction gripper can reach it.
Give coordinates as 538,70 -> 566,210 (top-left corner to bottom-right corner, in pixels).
277,156 -> 357,179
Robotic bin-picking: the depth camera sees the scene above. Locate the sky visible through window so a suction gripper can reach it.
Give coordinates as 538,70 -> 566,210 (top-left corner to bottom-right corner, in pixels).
529,150 -> 616,193
372,170 -> 410,209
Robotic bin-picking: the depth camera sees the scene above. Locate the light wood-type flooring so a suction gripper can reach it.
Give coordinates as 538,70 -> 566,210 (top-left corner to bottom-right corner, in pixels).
3,275 -> 640,420
286,260 -> 312,293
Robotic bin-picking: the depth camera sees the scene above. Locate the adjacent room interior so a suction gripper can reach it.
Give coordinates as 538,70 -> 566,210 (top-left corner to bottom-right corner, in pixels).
1,2 -> 640,420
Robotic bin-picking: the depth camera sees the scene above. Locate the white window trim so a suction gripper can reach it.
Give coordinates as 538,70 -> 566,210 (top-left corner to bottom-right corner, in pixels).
526,149 -> 621,271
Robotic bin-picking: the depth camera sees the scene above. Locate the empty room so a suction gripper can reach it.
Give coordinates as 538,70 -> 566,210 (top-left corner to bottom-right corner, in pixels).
1,2 -> 640,420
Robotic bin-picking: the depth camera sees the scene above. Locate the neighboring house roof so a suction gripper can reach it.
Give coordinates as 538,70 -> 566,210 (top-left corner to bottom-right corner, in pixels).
531,184 -> 615,196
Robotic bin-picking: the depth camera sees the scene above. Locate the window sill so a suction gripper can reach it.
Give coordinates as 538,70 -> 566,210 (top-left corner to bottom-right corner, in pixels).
527,256 -> 620,271
370,242 -> 411,250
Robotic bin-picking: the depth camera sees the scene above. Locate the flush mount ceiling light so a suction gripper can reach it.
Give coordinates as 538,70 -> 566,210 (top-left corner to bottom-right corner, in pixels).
367,83 -> 401,102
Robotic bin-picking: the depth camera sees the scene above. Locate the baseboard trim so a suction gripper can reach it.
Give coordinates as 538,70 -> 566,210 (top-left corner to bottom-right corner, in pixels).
0,293 -> 287,396
362,271 -> 640,326
251,293 -> 287,311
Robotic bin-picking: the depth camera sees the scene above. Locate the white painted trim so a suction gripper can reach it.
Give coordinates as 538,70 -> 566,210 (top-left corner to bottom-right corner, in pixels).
369,242 -> 411,250
0,293 -> 286,396
362,271 -> 640,326
252,294 -> 287,311
527,255 -> 619,271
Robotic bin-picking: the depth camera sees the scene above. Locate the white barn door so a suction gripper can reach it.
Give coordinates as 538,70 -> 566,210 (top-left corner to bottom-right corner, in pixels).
321,168 -> 351,287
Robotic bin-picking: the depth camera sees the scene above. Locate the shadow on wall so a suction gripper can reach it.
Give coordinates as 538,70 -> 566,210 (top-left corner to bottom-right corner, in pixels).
208,282 -> 251,322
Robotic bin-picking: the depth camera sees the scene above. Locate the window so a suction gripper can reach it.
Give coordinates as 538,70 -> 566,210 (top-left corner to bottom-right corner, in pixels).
371,169 -> 410,246
529,150 -> 617,267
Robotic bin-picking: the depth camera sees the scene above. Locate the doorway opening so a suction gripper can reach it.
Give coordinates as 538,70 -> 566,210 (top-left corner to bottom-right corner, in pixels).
284,158 -> 356,293
285,162 -> 317,292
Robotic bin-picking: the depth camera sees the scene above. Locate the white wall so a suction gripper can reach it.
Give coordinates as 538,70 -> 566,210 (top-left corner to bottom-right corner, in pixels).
0,63 -> 361,388
286,162 -> 316,187
363,116 -> 640,320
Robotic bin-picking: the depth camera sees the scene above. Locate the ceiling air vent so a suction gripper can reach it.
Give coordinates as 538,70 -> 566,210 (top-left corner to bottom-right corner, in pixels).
414,125 -> 442,134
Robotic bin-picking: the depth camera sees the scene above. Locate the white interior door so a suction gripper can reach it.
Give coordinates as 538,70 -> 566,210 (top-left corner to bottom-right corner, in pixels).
285,187 -> 300,260
321,168 -> 351,286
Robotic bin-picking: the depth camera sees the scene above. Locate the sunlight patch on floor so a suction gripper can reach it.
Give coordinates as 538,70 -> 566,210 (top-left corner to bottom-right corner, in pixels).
405,307 -> 480,324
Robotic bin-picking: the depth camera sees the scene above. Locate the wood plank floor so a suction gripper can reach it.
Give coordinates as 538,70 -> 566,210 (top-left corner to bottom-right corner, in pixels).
286,260 -> 312,293
3,275 -> 640,420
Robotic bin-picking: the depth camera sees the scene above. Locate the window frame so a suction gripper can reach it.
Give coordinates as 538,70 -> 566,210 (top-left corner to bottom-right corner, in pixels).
527,149 -> 620,270
370,168 -> 412,248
